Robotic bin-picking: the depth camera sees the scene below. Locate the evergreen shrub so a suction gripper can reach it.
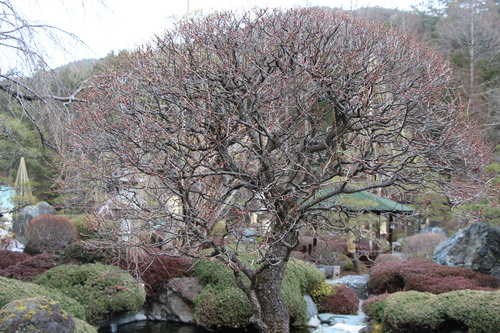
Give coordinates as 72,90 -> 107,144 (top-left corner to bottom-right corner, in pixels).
61,214 -> 99,240
0,275 -> 86,320
24,214 -> 77,255
34,263 -> 146,325
195,285 -> 252,327
57,242 -> 108,265
365,289 -> 500,333
362,293 -> 390,322
193,256 -> 325,328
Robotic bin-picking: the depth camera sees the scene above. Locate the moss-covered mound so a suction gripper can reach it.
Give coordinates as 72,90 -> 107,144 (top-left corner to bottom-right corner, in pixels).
363,289 -> 500,333
0,276 -> 86,320
193,256 -> 324,328
34,263 -> 146,325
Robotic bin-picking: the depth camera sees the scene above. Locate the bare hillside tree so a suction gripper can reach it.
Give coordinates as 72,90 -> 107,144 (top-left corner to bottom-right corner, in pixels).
63,9 -> 490,333
437,0 -> 500,143
0,0 -> 90,150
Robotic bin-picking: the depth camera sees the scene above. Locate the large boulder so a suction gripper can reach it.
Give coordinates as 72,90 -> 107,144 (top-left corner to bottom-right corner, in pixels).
0,297 -> 75,333
13,202 -> 56,244
433,222 -> 500,279
147,277 -> 202,323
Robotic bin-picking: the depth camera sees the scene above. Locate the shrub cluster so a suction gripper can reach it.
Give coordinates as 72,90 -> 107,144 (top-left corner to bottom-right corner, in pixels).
24,214 -> 77,255
362,293 -> 390,322
318,284 -> 359,315
0,250 -> 30,269
0,253 -> 56,281
118,253 -> 193,298
364,289 -> 500,333
369,259 -> 498,295
193,256 -> 324,328
34,263 -> 146,325
400,232 -> 446,259
61,214 -> 99,240
0,276 -> 86,321
57,242 -> 110,265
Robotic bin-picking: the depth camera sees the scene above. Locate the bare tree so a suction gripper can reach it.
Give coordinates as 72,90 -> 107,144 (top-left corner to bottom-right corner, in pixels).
0,0 -> 91,150
437,0 -> 500,143
62,8 -> 490,333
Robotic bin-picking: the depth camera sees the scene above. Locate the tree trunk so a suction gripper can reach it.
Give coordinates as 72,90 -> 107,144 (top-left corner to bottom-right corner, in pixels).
254,259 -> 290,333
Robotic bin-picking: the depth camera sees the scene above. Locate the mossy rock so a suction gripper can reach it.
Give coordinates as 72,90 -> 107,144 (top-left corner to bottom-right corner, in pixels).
0,297 -> 75,333
0,276 -> 86,320
34,263 -> 146,325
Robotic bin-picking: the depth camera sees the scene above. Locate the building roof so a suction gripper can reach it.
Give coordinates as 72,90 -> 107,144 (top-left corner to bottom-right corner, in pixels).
303,187 -> 413,214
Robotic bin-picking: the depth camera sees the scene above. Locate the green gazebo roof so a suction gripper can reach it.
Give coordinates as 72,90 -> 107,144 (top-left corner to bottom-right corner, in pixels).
304,187 -> 413,214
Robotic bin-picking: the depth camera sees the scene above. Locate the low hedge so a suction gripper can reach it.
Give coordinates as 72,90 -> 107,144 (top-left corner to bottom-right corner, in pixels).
193,256 -> 324,328
0,276 -> 86,321
369,259 -> 498,295
34,263 -> 146,325
0,253 -> 57,281
364,289 -> 500,333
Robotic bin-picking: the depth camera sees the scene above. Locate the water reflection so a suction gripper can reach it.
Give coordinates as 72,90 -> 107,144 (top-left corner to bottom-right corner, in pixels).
98,321 -> 309,333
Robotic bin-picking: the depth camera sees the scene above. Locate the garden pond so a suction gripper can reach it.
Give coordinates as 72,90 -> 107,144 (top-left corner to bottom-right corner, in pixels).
98,322 -> 310,333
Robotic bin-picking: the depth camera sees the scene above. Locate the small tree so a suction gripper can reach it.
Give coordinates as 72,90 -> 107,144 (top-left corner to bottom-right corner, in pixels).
63,8 -> 490,333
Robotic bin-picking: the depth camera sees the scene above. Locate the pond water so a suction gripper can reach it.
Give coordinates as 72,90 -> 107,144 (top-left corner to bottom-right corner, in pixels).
98,321 -> 309,333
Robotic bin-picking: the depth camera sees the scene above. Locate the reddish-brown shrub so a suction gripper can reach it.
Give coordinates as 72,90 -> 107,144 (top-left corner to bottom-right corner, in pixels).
24,215 -> 78,255
369,259 -> 498,295
401,233 -> 446,259
0,250 -> 30,269
118,253 -> 193,298
0,254 -> 57,281
319,284 -> 359,315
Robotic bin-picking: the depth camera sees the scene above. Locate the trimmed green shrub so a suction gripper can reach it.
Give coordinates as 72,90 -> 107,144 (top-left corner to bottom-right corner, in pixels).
195,285 -> 252,327
34,263 -> 146,325
310,281 -> 335,305
383,291 -> 443,332
57,242 -> 108,265
193,256 -> 325,328
436,289 -> 500,333
362,293 -> 390,322
74,318 -> 98,333
0,276 -> 86,320
24,214 -> 77,255
364,289 -> 500,333
61,214 -> 99,240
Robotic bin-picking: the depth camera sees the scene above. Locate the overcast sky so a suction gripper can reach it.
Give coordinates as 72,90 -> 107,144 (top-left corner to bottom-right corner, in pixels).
15,0 -> 424,69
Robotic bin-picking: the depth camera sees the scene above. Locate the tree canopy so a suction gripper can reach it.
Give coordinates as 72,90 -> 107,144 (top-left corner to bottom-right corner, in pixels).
61,8 -> 490,332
